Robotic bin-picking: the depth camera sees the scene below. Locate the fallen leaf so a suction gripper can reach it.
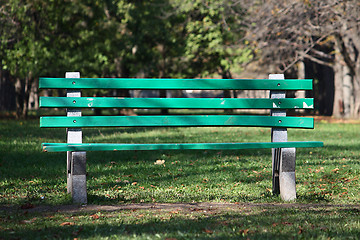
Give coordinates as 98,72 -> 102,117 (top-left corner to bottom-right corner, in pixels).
90,214 -> 100,219
154,159 -> 165,165
239,229 -> 249,235
298,226 -> 303,234
60,222 -> 75,226
203,228 -> 213,234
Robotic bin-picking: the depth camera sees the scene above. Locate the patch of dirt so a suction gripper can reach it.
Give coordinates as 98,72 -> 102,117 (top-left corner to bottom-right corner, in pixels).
1,202 -> 360,214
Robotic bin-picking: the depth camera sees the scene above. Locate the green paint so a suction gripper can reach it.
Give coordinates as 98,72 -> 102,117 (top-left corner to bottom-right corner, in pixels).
40,115 -> 314,128
40,97 -> 314,109
39,78 -> 313,90
42,141 -> 324,152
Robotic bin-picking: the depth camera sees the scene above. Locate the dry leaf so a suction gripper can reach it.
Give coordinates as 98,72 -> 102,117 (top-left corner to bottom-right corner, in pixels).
239,229 -> 249,235
90,214 -> 100,219
60,222 -> 75,226
203,228 -> 213,234
154,159 -> 165,165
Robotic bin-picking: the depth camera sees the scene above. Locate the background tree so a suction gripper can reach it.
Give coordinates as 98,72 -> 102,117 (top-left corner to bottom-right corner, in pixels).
173,0 -> 251,79
1,0 -> 48,118
0,0 -> 127,118
243,0 -> 360,118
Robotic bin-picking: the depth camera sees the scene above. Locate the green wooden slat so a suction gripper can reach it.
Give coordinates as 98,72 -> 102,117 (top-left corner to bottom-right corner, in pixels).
42,141 -> 324,152
40,97 -> 314,109
39,78 -> 313,90
40,115 -> 314,128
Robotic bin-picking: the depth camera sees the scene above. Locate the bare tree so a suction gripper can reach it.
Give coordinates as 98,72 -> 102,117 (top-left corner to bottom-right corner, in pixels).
243,0 -> 360,118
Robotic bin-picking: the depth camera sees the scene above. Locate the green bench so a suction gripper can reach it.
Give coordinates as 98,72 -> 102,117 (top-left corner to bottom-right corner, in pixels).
39,72 -> 323,204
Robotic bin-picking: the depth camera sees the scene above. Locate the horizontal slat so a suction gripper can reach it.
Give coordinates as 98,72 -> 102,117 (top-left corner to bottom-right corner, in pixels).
39,78 -> 313,90
42,141 -> 324,152
40,115 -> 314,128
40,97 -> 314,109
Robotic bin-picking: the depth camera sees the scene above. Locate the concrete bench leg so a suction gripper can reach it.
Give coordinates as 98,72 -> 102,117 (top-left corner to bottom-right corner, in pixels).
65,72 -> 87,204
269,73 -> 296,200
273,148 -> 296,201
272,148 -> 281,195
67,151 -> 87,204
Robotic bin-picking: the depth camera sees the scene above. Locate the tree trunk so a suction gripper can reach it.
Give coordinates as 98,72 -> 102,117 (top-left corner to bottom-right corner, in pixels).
118,89 -> 137,116
0,69 -> 16,112
15,77 -> 23,119
116,59 -> 136,116
14,74 -> 34,119
159,90 -> 169,115
296,61 -> 306,114
21,76 -> 31,118
332,50 -> 344,118
222,69 -> 235,113
342,65 -> 353,118
335,33 -> 360,119
352,73 -> 360,118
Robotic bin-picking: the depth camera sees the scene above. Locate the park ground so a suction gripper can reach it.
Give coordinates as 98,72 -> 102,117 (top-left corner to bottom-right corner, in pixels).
0,117 -> 359,239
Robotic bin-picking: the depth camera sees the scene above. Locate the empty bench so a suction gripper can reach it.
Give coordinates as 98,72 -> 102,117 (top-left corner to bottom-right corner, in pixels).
39,72 -> 323,204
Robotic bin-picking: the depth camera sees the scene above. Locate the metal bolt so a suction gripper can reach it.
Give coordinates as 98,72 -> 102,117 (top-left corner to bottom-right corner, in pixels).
278,120 -> 282,123
73,100 -> 76,104
72,81 -> 76,85
277,83 -> 281,87
73,120 -> 77,123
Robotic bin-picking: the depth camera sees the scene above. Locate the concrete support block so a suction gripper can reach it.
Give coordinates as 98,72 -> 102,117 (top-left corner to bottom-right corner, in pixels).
279,148 -> 296,201
69,151 -> 87,204
71,175 -> 87,204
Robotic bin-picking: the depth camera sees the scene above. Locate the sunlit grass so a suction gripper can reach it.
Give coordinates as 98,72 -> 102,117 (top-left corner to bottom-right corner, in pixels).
1,119 -> 360,239
1,119 -> 359,206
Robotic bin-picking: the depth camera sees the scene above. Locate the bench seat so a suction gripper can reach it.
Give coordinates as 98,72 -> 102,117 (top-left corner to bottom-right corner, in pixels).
42,141 -> 323,152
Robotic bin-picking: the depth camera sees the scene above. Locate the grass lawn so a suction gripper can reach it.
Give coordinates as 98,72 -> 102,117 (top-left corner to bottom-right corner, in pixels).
0,118 -> 359,239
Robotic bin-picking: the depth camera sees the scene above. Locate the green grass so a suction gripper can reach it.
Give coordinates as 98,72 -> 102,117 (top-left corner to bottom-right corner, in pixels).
1,118 -> 360,239
1,204 -> 360,239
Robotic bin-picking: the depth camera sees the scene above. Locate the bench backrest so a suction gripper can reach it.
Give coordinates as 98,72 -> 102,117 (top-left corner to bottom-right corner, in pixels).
39,74 -> 314,129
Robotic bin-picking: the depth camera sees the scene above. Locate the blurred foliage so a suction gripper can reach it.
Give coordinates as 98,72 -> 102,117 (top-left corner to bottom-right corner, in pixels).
0,0 -> 253,118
